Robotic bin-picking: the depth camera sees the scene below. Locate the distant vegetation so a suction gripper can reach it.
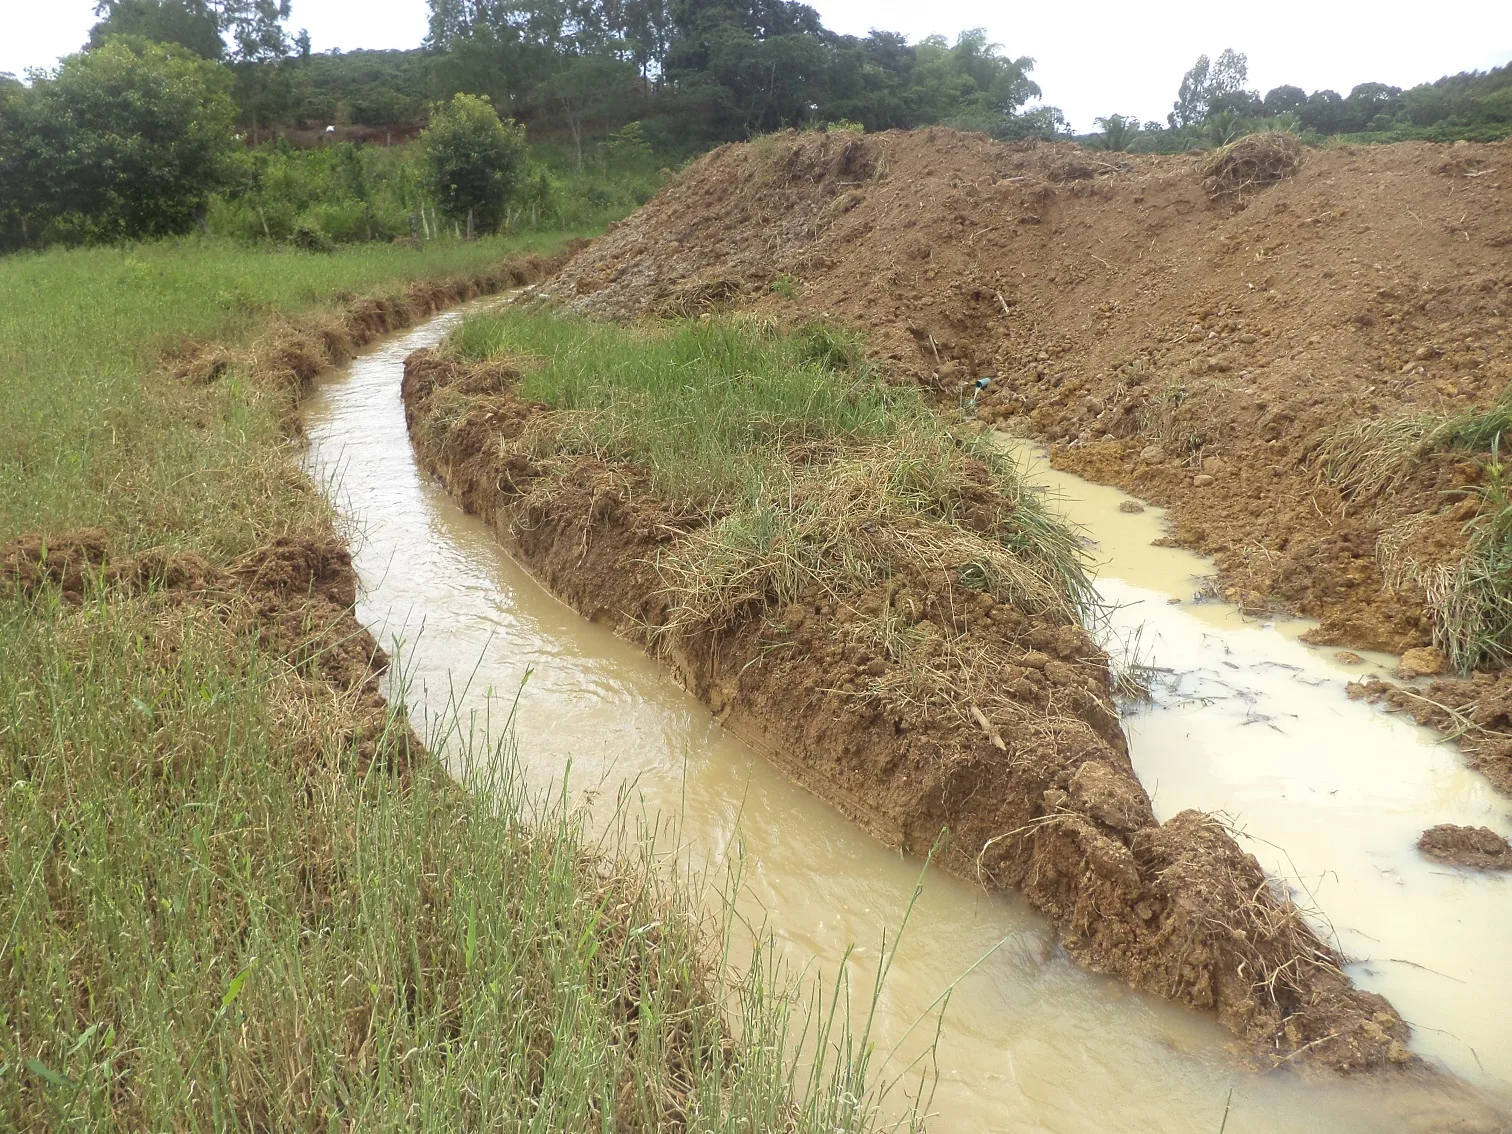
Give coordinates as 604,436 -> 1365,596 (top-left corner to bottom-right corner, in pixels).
1085,47 -> 1512,152
1,1 -> 1508,253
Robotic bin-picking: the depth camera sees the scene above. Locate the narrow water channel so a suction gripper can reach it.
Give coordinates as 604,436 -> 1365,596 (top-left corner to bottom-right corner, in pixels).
302,303 -> 1506,1132
1005,443 -> 1512,1097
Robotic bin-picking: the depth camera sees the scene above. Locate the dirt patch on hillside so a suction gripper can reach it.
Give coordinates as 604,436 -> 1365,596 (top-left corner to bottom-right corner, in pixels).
1417,823 -> 1512,870
402,345 -> 1421,1075
548,130 -> 1511,660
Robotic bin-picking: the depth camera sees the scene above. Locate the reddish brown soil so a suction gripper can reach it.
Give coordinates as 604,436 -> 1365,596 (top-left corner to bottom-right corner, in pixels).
552,131 -> 1511,652
1417,823 -> 1512,870
402,347 -> 1419,1075
546,126 -> 1512,784
1352,672 -> 1512,794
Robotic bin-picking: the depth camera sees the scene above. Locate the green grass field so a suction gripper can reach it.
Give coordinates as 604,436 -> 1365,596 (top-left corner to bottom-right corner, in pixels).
0,238 -> 914,1130
0,234 -> 580,552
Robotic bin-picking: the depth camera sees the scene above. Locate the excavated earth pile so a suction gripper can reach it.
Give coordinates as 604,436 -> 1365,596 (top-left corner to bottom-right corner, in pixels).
403,346 -> 1415,1073
547,127 -> 1512,786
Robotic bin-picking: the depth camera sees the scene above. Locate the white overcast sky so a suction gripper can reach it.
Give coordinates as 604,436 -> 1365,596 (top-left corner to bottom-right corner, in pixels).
4,0 -> 1510,131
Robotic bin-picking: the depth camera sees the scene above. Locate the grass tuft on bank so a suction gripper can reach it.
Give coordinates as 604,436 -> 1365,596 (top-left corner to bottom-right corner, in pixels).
433,310 -> 1096,745
449,312 -> 1095,630
0,234 -> 582,553
1,237 -> 912,1130
1317,388 -> 1512,672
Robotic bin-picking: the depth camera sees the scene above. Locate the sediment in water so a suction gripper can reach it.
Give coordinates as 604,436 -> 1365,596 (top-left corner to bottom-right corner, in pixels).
401,343 -> 1418,1074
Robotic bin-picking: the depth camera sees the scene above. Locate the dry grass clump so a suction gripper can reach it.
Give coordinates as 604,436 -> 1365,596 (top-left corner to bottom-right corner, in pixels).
1317,392 -> 1512,671
1313,415 -> 1440,503
657,429 -> 1092,636
1311,393 -> 1512,506
1136,381 -> 1232,460
656,277 -> 746,318
1383,470 -> 1512,673
1202,133 -> 1304,198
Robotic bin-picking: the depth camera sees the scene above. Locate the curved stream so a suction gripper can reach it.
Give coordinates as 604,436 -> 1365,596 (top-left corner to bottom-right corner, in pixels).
303,303 -> 1508,1131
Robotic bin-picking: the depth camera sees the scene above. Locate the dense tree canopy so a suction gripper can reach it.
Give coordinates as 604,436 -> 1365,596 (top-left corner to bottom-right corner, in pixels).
417,0 -> 1058,146
91,0 -> 301,62
0,38 -> 237,249
1101,48 -> 1512,153
2,2 -> 1510,255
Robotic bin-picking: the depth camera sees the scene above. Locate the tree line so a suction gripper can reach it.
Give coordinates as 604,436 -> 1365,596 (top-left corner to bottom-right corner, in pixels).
1089,47 -> 1511,151
1,0 -> 1508,253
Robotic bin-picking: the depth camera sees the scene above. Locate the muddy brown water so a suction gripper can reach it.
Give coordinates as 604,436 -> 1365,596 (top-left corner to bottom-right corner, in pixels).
303,305 -> 1509,1131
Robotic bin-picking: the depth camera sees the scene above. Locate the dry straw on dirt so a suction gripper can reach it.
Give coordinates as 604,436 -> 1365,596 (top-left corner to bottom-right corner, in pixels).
1201,133 -> 1305,198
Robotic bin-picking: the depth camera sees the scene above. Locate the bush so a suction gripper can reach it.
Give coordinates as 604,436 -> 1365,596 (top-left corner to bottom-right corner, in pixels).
291,215 -> 332,252
0,37 -> 237,250
421,93 -> 529,233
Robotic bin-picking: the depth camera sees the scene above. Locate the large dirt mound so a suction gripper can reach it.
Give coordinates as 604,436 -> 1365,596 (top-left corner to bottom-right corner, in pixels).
551,129 -> 1512,660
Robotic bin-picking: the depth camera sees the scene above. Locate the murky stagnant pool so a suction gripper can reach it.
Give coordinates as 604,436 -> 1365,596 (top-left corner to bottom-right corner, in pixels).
302,304 -> 1510,1131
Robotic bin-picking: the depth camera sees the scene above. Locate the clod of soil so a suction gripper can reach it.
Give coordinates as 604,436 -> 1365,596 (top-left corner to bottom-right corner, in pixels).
403,346 -> 1418,1074
1417,823 -> 1512,870
1398,646 -> 1449,679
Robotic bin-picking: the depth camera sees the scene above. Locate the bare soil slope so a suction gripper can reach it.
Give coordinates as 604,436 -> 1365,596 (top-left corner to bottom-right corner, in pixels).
553,129 -> 1511,654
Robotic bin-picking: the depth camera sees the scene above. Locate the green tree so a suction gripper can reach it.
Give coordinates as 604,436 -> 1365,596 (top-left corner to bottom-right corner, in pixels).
1169,48 -> 1257,129
1262,84 -> 1307,117
538,54 -> 640,172
420,92 -> 529,233
0,38 -> 237,248
1091,113 -> 1140,150
89,0 -> 225,59
607,120 -> 654,168
1298,88 -> 1347,134
91,0 -> 299,62
1342,82 -> 1404,131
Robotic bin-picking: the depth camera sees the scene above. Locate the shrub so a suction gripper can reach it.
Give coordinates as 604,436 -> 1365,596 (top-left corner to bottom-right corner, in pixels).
421,93 -> 529,234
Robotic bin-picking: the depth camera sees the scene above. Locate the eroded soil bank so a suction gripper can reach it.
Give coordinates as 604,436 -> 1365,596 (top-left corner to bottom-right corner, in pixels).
544,127 -> 1512,784
402,340 -> 1419,1075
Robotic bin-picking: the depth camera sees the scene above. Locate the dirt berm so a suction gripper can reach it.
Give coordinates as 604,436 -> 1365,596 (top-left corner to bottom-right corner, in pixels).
547,128 -> 1512,785
403,343 -> 1421,1076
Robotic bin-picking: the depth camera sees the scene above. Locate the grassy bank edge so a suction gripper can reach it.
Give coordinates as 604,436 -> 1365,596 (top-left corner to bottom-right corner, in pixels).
0,242 -> 918,1130
399,309 -> 1426,1077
